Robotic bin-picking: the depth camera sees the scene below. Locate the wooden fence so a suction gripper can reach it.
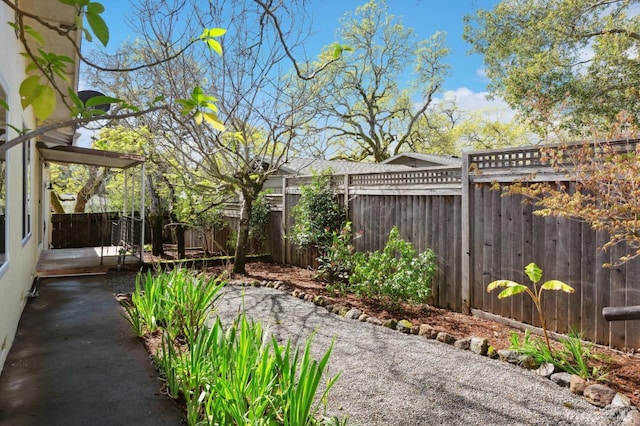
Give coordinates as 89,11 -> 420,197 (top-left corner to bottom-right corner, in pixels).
51,212 -> 121,248
182,140 -> 640,350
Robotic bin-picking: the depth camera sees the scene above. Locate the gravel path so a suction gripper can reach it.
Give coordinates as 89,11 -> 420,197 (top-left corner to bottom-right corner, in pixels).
106,272 -> 624,425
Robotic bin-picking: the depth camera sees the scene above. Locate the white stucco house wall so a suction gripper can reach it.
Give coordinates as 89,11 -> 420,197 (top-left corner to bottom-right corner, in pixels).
0,1 -> 82,373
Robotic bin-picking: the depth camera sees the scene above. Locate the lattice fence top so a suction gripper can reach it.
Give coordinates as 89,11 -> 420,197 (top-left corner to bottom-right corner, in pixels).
469,138 -> 640,171
284,166 -> 461,189
348,167 -> 461,186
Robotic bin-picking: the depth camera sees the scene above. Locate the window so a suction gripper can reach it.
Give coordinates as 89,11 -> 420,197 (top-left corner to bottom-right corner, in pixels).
22,136 -> 31,239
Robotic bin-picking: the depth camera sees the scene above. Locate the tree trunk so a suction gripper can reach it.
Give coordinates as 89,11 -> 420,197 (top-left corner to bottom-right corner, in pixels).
149,214 -> 164,256
233,195 -> 253,274
74,168 -> 110,213
176,223 -> 186,259
50,191 -> 65,214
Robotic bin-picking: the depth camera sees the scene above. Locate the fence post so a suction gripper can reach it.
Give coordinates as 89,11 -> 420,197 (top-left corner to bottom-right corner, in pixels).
343,174 -> 349,221
461,153 -> 471,314
282,176 -> 287,265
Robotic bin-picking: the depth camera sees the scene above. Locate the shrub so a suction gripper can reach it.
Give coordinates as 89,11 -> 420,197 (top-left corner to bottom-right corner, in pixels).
316,222 -> 358,288
349,226 -> 437,305
290,170 -> 345,252
249,191 -> 271,251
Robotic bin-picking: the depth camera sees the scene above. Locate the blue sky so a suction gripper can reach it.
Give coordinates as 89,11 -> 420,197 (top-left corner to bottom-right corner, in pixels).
94,1 -> 499,93
78,0 -> 509,148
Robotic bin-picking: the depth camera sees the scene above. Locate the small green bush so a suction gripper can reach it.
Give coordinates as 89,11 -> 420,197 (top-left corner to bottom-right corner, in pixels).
316,222 -> 358,289
290,170 -> 345,252
349,226 -> 437,305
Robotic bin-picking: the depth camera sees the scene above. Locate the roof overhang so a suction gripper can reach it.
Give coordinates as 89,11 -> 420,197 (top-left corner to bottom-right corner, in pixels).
38,143 -> 145,169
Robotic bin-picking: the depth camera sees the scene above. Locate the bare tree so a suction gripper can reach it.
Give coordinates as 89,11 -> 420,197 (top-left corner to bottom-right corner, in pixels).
86,0 -> 320,273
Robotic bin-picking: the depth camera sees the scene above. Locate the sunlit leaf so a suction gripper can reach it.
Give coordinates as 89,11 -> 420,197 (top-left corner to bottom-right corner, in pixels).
206,39 -> 223,56
524,262 -> 542,284
86,95 -> 119,108
541,280 -> 575,293
0,99 -> 8,111
194,112 -> 204,125
85,7 -> 109,46
19,76 -> 42,109
31,85 -> 56,121
203,112 -> 225,131
497,284 -> 528,298
487,279 -> 519,292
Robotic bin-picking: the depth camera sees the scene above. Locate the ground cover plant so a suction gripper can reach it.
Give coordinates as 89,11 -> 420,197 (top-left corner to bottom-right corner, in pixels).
121,267 -> 342,425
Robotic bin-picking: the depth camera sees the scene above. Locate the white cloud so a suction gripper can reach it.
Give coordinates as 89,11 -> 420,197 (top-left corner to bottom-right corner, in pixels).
431,87 -> 517,123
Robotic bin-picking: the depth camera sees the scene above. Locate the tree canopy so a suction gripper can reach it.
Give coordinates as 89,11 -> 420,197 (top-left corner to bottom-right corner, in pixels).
464,0 -> 640,137
303,0 -> 450,162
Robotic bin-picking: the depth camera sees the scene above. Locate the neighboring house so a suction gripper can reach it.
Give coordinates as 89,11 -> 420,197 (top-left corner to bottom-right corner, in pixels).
381,152 -> 462,168
263,155 -> 461,194
0,2 -> 144,374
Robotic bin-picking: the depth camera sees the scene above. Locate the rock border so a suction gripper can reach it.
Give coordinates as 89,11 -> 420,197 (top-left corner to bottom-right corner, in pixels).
230,279 -> 640,425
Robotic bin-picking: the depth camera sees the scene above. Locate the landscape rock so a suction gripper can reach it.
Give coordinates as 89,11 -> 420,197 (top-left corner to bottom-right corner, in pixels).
358,314 -> 369,322
396,320 -> 413,334
436,332 -> 456,345
366,317 -> 383,326
610,393 -> 632,408
331,305 -> 343,314
383,318 -> 398,330
569,375 -> 587,395
418,324 -> 438,339
454,337 -> 471,350
410,325 -> 420,335
550,372 -> 573,388
469,337 -> 488,356
344,308 -> 362,320
584,384 -> 616,407
622,409 -> 640,426
325,304 -> 334,312
497,349 -> 520,364
535,362 -> 555,378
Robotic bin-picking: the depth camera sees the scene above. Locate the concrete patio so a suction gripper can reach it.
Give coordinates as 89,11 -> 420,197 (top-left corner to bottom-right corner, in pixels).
0,274 -> 184,425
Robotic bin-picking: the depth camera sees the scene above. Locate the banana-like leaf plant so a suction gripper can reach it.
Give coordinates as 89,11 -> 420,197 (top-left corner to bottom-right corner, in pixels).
487,262 -> 575,350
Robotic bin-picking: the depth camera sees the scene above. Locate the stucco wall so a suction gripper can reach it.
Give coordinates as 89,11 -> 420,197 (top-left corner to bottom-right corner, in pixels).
0,3 -> 42,374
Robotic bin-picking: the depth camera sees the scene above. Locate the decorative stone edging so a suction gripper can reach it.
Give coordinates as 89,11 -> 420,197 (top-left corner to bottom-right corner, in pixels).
230,279 -> 640,425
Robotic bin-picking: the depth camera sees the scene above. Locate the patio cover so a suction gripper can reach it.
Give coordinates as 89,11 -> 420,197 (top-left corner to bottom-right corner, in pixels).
37,143 -> 145,169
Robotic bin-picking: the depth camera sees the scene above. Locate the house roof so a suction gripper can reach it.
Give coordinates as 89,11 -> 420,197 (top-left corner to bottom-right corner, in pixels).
277,158 -> 413,176
381,152 -> 462,167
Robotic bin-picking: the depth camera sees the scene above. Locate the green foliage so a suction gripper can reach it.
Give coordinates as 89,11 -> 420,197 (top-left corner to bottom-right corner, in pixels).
316,223 -> 358,289
464,0 -> 640,136
124,269 -> 342,426
488,262 -> 575,350
249,192 -> 271,249
124,268 -> 225,339
510,329 -> 609,380
290,171 -> 345,251
305,0 -> 451,161
349,226 -> 437,306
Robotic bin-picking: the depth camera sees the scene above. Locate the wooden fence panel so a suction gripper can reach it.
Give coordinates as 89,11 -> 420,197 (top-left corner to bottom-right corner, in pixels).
196,149 -> 640,349
51,212 -> 120,248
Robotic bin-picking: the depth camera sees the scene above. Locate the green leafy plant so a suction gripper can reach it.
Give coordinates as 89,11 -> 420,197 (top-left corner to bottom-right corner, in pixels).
316,222 -> 358,289
488,262 -> 574,350
349,226 -> 437,306
510,329 -> 609,380
124,269 -> 343,426
290,170 -> 345,252
249,191 -> 272,251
